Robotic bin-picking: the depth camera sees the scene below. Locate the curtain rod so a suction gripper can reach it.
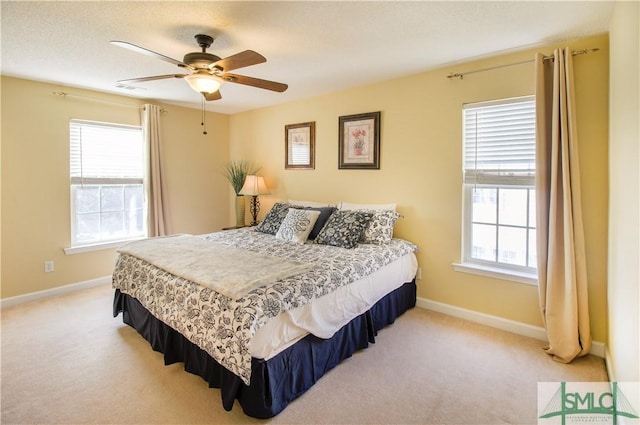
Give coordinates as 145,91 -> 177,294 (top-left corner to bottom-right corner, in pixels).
446,48 -> 599,80
52,91 -> 166,112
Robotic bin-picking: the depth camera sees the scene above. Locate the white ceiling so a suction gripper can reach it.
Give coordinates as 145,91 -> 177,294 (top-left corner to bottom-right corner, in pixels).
1,1 -> 614,115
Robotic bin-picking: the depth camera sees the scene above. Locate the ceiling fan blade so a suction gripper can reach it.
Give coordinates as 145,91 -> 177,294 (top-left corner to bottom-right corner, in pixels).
116,74 -> 187,84
222,73 -> 288,92
210,50 -> 266,72
111,40 -> 186,67
203,91 -> 222,101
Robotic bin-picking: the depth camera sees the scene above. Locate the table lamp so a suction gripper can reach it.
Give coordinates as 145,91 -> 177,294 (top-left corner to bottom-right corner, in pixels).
239,175 -> 270,226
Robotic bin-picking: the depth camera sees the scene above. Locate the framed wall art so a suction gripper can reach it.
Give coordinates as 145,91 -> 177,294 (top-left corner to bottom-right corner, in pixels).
338,111 -> 381,169
285,121 -> 315,170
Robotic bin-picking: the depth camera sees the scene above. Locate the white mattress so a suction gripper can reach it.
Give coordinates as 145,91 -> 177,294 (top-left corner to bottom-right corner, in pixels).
250,252 -> 418,359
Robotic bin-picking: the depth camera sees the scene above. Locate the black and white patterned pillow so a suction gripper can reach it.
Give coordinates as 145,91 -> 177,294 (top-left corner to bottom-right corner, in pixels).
314,210 -> 373,249
361,210 -> 401,244
275,208 -> 321,244
255,202 -> 290,234
289,206 -> 337,240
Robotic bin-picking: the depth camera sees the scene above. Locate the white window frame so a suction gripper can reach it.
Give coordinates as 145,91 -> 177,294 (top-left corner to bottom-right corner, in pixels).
66,119 -> 147,253
454,96 -> 538,285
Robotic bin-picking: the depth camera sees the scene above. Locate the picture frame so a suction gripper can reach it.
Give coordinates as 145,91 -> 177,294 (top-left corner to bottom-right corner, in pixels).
285,122 -> 315,170
338,111 -> 381,169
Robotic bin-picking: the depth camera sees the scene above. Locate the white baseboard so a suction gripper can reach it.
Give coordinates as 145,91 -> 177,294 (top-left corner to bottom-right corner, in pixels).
1,276 -> 111,308
604,346 -> 615,381
417,297 -> 606,358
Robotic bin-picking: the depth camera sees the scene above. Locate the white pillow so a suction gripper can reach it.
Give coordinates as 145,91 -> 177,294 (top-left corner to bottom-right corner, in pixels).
338,202 -> 397,211
288,199 -> 333,208
275,208 -> 321,244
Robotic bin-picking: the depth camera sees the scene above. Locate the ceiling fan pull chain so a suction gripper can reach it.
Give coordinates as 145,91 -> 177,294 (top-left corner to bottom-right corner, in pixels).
201,96 -> 208,135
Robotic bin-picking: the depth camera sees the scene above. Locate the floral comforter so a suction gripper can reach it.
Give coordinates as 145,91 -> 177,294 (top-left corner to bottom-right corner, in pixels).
112,228 -> 418,385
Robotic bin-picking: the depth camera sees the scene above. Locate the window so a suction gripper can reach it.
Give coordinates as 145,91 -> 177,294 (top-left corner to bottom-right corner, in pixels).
69,119 -> 146,248
460,96 -> 537,281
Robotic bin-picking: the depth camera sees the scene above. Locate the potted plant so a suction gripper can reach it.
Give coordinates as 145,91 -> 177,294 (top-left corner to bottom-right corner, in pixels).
223,160 -> 260,226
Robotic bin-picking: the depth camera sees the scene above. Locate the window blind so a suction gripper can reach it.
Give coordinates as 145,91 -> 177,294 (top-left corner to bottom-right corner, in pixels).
463,96 -> 535,186
70,119 -> 143,185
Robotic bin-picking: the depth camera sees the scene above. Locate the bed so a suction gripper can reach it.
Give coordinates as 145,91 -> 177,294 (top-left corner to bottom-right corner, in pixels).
112,203 -> 418,418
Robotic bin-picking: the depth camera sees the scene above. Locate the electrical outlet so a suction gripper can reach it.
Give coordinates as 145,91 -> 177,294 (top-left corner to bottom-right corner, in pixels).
416,267 -> 422,280
44,261 -> 54,273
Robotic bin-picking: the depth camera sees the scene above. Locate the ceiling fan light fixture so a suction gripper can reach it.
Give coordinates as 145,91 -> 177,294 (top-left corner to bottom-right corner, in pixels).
184,72 -> 222,94
112,35 -> 287,101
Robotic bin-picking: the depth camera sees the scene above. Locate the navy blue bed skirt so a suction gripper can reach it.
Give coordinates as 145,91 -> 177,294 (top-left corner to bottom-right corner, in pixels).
113,280 -> 416,418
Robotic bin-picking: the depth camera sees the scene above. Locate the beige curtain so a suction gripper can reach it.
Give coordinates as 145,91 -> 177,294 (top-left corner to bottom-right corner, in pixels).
142,104 -> 171,237
534,48 -> 591,362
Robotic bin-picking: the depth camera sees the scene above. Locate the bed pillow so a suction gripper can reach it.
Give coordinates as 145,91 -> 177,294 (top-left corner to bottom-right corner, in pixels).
289,206 -> 337,239
360,210 -> 401,244
255,202 -> 291,235
314,210 -> 373,249
275,208 -> 321,244
338,202 -> 397,211
288,199 -> 333,208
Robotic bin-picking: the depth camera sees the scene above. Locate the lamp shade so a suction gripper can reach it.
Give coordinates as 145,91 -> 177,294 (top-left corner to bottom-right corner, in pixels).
239,175 -> 270,196
184,72 -> 222,94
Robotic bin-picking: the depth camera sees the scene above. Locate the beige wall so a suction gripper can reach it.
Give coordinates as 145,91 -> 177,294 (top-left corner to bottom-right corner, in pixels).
0,77 -> 230,298
608,1 -> 639,382
229,34 -> 610,342
154,102 -> 231,234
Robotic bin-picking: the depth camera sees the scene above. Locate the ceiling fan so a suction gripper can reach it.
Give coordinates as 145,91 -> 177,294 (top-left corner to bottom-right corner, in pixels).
110,34 -> 288,101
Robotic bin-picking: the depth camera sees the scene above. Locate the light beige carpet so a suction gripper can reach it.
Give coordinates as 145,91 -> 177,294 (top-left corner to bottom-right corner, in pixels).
1,284 -> 607,424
